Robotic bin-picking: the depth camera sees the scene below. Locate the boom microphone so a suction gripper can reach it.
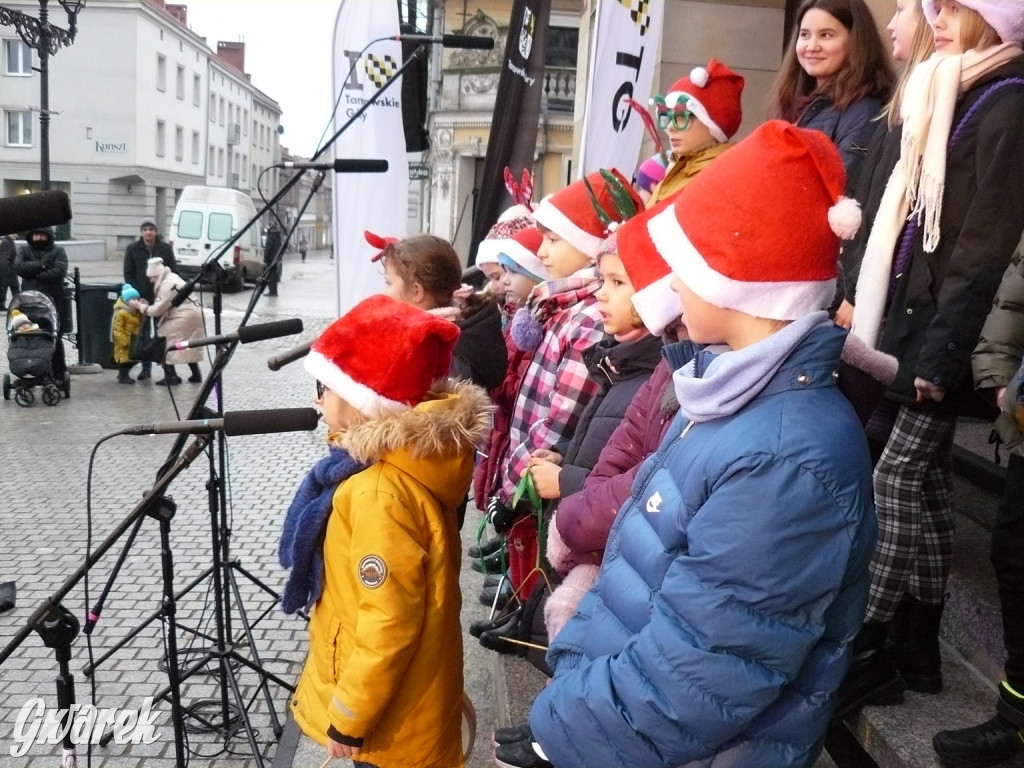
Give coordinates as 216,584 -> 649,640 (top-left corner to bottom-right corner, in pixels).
125,408 -> 319,436
267,341 -> 312,371
395,33 -> 495,50
173,318 -> 303,350
279,159 -> 389,173
0,190 -> 72,233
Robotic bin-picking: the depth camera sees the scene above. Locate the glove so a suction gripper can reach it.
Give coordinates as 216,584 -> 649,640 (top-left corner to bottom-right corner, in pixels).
487,496 -> 522,536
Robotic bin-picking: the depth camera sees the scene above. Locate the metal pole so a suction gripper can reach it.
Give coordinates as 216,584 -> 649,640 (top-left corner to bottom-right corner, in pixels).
38,0 -> 51,191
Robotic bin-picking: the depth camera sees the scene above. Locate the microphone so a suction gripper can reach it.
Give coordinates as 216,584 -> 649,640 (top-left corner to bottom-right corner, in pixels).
125,408 -> 320,436
279,159 -> 389,173
267,341 -> 312,371
395,33 -> 495,50
173,318 -> 303,350
0,190 -> 72,232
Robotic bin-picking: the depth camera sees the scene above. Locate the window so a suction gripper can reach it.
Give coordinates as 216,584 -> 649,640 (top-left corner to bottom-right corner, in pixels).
241,155 -> 247,181
176,65 -> 185,99
156,120 -> 166,156
193,74 -> 201,106
209,94 -> 216,121
208,212 -> 232,241
5,110 -> 33,146
178,210 -> 203,239
217,147 -> 224,176
243,109 -> 249,135
219,97 -> 225,125
175,126 -> 184,161
208,144 -> 215,170
157,55 -> 167,91
191,131 -> 200,164
228,103 -> 233,125
4,39 -> 31,75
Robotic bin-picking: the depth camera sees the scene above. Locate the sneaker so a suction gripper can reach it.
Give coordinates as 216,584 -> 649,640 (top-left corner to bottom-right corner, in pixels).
137,369 -> 151,381
933,714 -> 1024,768
494,739 -> 553,768
493,722 -> 531,746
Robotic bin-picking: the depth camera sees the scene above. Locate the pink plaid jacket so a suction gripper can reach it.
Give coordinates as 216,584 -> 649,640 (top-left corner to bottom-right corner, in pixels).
499,270 -> 605,504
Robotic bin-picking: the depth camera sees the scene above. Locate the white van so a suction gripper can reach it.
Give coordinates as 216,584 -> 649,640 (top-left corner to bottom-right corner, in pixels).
169,186 -> 264,291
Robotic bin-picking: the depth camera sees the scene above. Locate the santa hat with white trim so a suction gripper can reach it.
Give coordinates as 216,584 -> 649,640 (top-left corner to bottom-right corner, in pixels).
643,120 -> 861,321
663,59 -> 745,143
531,169 -> 644,259
497,226 -> 549,282
304,294 -> 460,417
475,213 -> 532,266
616,202 -> 679,336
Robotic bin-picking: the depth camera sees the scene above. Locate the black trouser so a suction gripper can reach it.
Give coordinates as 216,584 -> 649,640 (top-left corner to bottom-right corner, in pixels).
992,451 -> 1024,690
0,278 -> 18,307
139,315 -> 157,373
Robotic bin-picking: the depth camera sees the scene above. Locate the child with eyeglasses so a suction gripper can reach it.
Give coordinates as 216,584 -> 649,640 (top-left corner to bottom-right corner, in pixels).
645,59 -> 745,208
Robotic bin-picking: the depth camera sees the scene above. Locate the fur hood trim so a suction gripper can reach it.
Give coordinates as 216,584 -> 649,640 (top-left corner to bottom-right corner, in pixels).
337,379 -> 492,464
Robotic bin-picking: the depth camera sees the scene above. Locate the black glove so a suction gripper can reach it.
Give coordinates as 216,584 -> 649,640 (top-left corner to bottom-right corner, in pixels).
488,496 -> 523,536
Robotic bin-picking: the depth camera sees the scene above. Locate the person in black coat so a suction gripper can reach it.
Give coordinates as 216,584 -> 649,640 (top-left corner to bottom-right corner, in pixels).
15,228 -> 68,379
123,219 -> 176,380
264,225 -> 283,296
0,234 -> 19,309
451,293 -> 506,390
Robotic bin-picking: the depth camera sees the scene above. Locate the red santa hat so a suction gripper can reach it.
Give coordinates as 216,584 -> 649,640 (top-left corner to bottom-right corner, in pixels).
531,169 -> 643,258
663,59 -> 745,143
496,226 -> 549,282
616,203 -> 679,335
303,295 -> 460,417
475,212 -> 533,266
641,120 -> 860,321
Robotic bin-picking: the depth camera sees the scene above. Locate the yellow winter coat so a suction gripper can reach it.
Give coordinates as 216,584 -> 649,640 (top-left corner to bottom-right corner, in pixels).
110,298 -> 142,365
646,142 -> 733,208
291,381 -> 491,768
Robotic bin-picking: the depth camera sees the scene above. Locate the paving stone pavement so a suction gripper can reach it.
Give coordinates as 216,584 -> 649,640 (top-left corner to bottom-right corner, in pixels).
0,250 -> 497,768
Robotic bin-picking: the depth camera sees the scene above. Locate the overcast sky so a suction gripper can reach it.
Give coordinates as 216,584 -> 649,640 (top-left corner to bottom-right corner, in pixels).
185,0 -> 341,158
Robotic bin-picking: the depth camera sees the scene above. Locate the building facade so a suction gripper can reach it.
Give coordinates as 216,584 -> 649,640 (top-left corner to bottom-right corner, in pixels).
0,0 -> 283,256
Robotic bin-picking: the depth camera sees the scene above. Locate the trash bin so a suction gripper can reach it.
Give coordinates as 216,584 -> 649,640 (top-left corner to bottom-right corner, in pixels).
75,283 -> 120,369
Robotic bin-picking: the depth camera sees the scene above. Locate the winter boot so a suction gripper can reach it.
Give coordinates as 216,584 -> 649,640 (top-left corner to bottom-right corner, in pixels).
933,681 -> 1024,767
155,365 -> 183,386
187,363 -> 202,383
117,364 -> 135,384
891,595 -> 945,693
832,621 -> 907,720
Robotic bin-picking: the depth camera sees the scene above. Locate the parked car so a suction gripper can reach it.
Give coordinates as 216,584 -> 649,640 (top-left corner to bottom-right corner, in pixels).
169,186 -> 264,292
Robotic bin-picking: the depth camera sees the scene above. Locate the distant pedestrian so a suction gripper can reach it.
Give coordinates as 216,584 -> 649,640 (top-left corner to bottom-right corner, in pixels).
0,233 -> 19,310
123,219 -> 176,381
131,257 -> 203,385
264,225 -> 283,296
299,236 -> 308,262
111,284 -> 143,384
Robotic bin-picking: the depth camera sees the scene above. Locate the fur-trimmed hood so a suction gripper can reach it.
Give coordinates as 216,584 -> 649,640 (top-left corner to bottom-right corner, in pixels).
337,379 -> 492,509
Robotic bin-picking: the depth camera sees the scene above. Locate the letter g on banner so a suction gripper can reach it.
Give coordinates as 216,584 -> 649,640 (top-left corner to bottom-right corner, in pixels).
11,698 -> 45,758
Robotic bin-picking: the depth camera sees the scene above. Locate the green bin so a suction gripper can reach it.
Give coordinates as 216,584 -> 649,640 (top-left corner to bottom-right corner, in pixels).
75,283 -> 121,369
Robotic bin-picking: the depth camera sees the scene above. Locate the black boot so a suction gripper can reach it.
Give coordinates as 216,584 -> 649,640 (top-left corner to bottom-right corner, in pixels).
933,682 -> 1024,767
468,535 -> 504,560
832,621 -> 906,720
187,363 -> 202,383
117,364 -> 135,384
891,595 -> 944,693
155,365 -> 182,386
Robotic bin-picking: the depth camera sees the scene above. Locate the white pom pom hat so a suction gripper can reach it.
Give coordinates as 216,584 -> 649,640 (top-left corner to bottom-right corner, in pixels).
625,120 -> 860,321
661,59 -> 745,143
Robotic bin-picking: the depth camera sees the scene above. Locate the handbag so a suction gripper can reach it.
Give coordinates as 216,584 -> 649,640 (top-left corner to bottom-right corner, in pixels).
129,333 -> 167,364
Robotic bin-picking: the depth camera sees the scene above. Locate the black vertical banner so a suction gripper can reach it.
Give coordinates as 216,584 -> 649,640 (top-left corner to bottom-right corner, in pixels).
470,0 -> 551,261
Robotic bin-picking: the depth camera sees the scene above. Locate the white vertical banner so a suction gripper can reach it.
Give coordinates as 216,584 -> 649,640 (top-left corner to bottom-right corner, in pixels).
331,0 -> 409,314
577,0 -> 664,178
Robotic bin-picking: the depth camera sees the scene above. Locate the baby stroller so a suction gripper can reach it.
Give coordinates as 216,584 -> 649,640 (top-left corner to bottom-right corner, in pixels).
3,290 -> 71,407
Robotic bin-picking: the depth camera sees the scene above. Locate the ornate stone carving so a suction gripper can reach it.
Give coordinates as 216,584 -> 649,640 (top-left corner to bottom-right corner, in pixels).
462,73 -> 499,95
449,10 -> 504,68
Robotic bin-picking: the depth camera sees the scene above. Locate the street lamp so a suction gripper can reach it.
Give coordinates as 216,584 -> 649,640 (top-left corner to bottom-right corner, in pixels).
0,0 -> 86,190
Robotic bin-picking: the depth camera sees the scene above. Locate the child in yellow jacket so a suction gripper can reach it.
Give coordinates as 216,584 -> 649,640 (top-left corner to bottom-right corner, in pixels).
282,294 -> 490,768
110,284 -> 142,384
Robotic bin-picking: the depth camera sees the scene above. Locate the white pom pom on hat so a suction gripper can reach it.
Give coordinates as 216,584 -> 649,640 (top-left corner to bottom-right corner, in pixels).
828,197 -> 862,241
689,66 -> 709,88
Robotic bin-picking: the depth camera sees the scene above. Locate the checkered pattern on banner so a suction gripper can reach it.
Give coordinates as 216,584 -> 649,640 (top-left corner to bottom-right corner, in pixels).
618,0 -> 652,34
364,53 -> 398,88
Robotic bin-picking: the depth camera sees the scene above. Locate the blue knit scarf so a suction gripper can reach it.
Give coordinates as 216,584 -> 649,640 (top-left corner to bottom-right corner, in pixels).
278,445 -> 366,614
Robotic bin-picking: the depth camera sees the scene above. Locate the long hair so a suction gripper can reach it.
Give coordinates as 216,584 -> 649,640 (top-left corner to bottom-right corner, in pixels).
768,0 -> 896,122
884,1 -> 936,129
379,235 -> 463,309
958,5 -> 1001,51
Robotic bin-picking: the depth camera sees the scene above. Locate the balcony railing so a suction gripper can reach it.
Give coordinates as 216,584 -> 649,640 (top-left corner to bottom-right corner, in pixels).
542,66 -> 575,112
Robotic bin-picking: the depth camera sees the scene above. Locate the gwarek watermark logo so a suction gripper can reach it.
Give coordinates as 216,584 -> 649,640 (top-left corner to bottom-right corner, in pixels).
9,697 -> 160,757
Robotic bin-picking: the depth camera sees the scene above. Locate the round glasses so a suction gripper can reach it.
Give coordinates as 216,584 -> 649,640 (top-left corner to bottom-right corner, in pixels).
651,94 -> 693,132
316,380 -> 326,399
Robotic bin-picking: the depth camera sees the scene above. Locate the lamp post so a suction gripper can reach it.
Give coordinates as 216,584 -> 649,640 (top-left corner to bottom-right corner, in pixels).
0,0 -> 85,190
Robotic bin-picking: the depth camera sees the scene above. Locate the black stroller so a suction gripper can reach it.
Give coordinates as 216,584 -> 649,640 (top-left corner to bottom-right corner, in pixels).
3,290 -> 71,407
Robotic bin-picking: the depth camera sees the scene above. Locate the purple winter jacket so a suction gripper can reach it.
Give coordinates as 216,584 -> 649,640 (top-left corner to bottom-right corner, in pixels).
555,341 -> 698,571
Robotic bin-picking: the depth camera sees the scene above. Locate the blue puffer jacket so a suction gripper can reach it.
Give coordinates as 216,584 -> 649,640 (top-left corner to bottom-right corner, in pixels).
530,323 -> 876,768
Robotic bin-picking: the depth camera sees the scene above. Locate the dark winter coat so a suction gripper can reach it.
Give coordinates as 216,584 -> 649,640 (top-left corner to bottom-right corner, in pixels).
555,341 -> 695,569
15,236 -> 67,306
124,237 -> 176,303
263,229 -> 283,265
797,94 -> 884,188
452,300 -> 507,390
0,235 -> 18,287
879,58 -> 1024,415
556,334 -> 664,500
973,250 -> 1024,453
531,323 -> 876,768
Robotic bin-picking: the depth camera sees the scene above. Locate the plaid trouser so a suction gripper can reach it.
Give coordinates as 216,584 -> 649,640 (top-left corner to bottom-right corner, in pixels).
865,404 -> 957,623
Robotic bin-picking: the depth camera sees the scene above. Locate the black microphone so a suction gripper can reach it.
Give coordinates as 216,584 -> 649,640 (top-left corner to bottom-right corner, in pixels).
279,159 -> 389,172
395,33 -> 495,50
267,340 -> 312,371
125,408 -> 320,436
173,318 -> 303,350
0,190 -> 72,233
